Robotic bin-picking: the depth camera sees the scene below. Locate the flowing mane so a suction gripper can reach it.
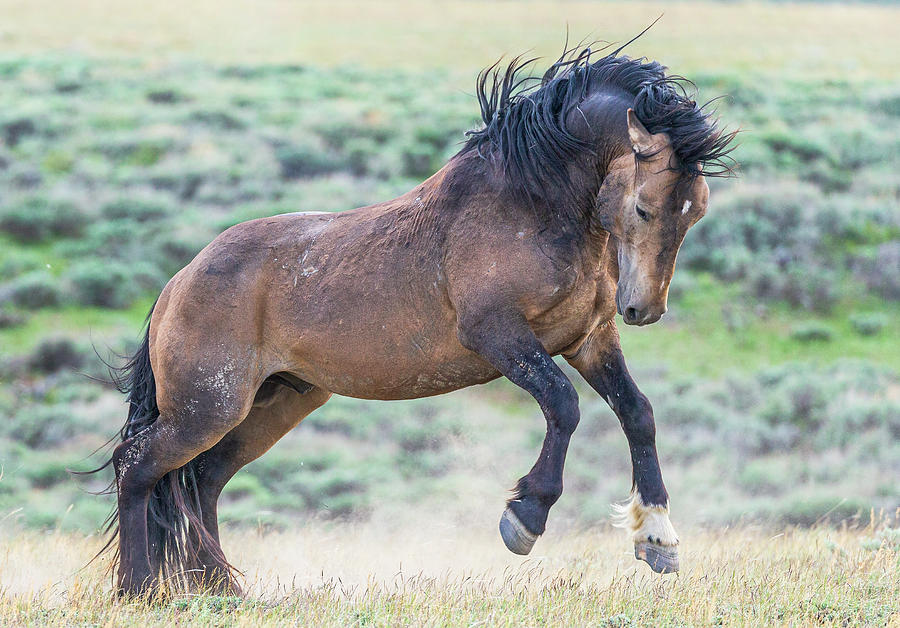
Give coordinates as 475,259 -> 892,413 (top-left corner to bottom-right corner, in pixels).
462,44 -> 737,203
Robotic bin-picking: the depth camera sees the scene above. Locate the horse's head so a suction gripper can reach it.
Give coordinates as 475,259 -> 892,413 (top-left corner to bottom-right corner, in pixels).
595,109 -> 709,326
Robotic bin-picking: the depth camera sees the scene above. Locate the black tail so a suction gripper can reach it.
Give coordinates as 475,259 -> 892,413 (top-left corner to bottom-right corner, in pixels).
78,304 -> 234,589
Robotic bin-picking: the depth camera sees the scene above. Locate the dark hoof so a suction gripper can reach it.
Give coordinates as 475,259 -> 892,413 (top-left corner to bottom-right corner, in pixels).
499,507 -> 538,555
635,541 -> 679,574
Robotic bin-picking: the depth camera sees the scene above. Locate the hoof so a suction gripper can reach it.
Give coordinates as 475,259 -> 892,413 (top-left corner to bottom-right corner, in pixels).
635,541 -> 679,574
499,507 -> 538,555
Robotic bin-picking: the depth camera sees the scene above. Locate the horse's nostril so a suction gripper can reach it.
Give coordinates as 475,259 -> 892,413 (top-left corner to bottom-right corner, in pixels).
624,307 -> 638,322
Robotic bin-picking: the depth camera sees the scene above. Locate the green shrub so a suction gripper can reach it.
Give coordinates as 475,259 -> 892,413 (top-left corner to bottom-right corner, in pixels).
275,142 -> 343,179
343,137 -> 379,176
101,198 -> 172,222
852,241 -> 900,300
401,142 -> 438,178
21,454 -> 71,489
769,495 -> 872,527
790,322 -> 833,343
0,197 -> 87,242
152,232 -> 205,275
27,338 -> 85,373
315,117 -> 392,150
41,150 -> 75,174
188,109 -> 247,130
849,312 -> 887,337
816,397 -> 900,449
67,259 -> 158,309
876,91 -> 900,117
0,251 -> 42,281
751,265 -> 837,313
4,272 -> 64,309
58,221 -> 143,260
6,405 -> 77,448
737,458 -> 787,496
0,309 -> 24,328
1,116 -> 37,147
146,88 -> 188,104
96,137 -> 174,166
761,373 -> 830,430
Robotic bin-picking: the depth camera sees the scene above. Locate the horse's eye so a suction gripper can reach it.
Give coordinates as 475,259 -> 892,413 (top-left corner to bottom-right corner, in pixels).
636,206 -> 650,222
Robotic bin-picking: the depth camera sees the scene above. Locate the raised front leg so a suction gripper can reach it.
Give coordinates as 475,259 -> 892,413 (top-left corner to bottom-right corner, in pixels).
457,308 -> 580,555
566,320 -> 679,573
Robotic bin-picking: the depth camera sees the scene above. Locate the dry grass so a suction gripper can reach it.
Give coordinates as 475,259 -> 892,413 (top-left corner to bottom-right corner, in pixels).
1,517 -> 897,626
0,1 -> 897,80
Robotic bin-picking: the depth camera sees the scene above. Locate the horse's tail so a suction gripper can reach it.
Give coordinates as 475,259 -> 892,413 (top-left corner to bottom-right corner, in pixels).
78,303 -> 231,588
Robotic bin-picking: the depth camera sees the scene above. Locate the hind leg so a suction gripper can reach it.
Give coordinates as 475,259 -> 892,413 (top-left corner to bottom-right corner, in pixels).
114,360 -> 259,596
186,383 -> 331,592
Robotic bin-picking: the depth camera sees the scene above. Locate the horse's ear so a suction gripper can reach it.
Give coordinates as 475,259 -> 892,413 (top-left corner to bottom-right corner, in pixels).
626,108 -> 654,153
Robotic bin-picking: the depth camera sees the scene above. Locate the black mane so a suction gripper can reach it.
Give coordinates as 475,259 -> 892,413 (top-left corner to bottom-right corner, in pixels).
462,44 -> 737,204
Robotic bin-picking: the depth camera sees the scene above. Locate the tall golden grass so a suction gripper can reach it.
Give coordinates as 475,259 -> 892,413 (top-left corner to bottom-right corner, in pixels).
1,516 -> 897,626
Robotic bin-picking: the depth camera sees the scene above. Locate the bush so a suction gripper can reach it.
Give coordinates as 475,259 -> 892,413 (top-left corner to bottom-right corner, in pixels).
1,116 -> 37,146
188,109 -> 247,130
146,88 -> 188,104
275,142 -> 343,179
751,264 -> 838,313
41,150 -> 75,174
849,312 -> 887,337
402,143 -> 438,178
852,241 -> 900,300
0,309 -> 24,328
790,322 -> 833,343
770,495 -> 871,527
96,137 -> 173,166
67,260 -> 161,309
4,272 -> 64,309
6,405 -> 77,448
27,338 -> 85,373
101,198 -> 172,222
0,197 -> 87,242
343,137 -> 379,176
152,232 -> 205,275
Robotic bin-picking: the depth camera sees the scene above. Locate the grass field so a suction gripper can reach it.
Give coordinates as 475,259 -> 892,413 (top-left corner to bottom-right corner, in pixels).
1,0 -> 899,623
1,521 -> 898,626
1,0 -> 898,80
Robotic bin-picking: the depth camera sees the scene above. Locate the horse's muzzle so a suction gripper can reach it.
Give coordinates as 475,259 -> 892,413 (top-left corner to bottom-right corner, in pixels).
621,303 -> 666,326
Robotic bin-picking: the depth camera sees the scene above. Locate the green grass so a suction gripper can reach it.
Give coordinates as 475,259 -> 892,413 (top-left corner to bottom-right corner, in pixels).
619,275 -> 900,375
0,296 -> 156,355
1,1 -> 899,81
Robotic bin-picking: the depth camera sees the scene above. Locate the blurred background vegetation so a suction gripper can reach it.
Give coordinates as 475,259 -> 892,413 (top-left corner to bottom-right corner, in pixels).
0,1 -> 897,535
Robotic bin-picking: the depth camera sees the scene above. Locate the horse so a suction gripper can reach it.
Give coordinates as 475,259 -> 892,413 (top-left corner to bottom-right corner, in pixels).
88,43 -> 735,596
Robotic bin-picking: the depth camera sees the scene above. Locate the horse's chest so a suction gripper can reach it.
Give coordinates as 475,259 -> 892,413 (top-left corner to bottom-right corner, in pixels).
530,270 -> 613,354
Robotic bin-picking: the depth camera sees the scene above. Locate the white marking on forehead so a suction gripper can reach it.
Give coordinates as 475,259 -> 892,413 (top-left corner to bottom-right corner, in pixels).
681,200 -> 692,215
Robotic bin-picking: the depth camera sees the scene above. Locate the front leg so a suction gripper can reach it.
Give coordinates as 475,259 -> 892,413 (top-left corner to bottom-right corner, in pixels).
457,307 -> 580,555
566,320 -> 679,573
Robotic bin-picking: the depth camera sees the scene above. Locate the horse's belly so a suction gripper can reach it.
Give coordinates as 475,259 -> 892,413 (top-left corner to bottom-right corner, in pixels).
297,344 -> 500,400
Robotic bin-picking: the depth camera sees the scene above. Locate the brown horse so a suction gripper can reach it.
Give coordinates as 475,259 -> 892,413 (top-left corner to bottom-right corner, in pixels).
91,44 -> 735,596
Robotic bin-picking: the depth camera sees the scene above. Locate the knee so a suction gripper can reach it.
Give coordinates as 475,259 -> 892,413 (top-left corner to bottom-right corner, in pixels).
544,377 -> 580,434
621,394 -> 655,443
